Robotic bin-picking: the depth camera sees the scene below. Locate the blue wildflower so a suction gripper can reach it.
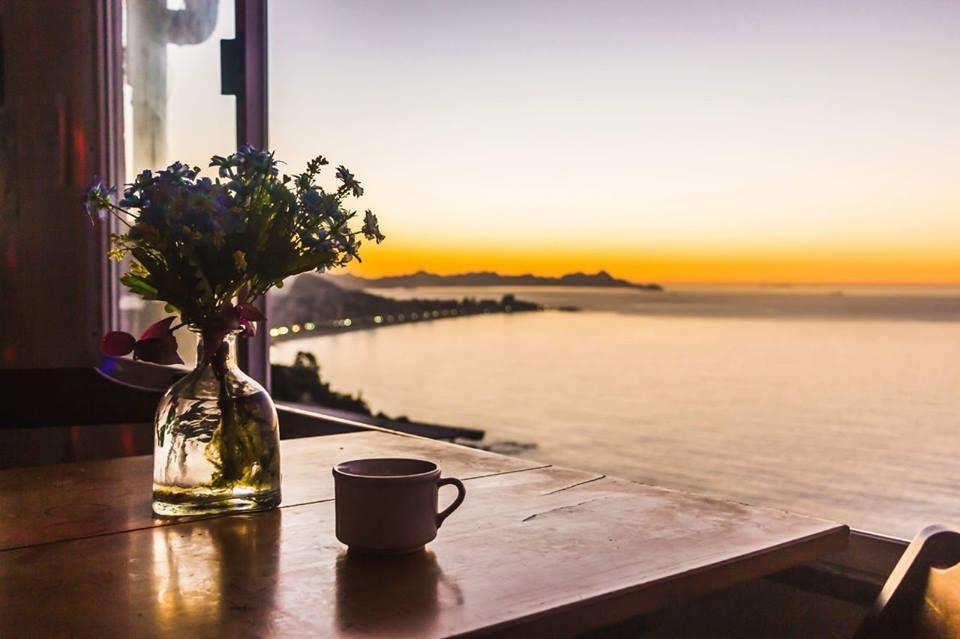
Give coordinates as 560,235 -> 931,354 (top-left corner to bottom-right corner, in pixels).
82,178 -> 116,221
361,210 -> 385,244
335,165 -> 364,197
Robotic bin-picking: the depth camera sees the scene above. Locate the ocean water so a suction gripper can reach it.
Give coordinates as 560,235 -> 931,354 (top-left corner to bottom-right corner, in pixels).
271,285 -> 960,538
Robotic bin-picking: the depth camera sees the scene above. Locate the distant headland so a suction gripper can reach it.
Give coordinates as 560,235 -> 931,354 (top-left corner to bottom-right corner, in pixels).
333,270 -> 663,291
267,274 -> 543,340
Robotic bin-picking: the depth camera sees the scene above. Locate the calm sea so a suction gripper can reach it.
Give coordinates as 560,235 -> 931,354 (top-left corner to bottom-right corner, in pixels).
271,285 -> 960,538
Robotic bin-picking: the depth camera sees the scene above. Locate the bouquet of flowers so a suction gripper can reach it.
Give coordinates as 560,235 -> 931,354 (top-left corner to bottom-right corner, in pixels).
83,147 -> 384,514
84,146 -> 384,363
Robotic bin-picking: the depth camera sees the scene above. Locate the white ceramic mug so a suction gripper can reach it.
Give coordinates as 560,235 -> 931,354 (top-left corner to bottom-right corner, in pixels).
333,458 -> 467,554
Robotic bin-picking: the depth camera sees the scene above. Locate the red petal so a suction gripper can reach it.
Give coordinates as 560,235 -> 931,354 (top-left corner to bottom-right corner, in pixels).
133,335 -> 183,365
219,305 -> 242,331
235,303 -> 266,322
100,331 -> 136,356
140,316 -> 177,341
240,319 -> 257,337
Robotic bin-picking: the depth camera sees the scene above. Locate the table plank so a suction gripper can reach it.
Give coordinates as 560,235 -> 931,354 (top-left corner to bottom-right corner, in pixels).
0,431 -> 546,550
0,465 -> 847,638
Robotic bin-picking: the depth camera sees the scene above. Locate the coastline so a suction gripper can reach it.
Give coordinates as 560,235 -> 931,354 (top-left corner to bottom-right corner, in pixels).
269,299 -> 545,342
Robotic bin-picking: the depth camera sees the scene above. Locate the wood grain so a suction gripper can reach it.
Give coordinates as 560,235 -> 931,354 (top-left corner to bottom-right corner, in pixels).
0,431 -> 847,637
0,431 -> 545,550
0,460 -> 846,638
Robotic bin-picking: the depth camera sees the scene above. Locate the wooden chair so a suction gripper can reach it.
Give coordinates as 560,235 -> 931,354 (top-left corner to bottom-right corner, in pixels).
854,525 -> 960,639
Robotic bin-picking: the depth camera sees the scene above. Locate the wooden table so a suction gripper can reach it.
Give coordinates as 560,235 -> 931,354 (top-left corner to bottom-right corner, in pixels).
0,430 -> 848,638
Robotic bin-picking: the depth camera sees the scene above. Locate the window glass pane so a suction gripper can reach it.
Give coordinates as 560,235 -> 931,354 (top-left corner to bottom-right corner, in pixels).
119,0 -> 236,364
268,2 -> 960,539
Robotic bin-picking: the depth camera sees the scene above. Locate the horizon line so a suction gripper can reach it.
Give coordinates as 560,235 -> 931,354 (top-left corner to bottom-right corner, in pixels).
333,271 -> 960,287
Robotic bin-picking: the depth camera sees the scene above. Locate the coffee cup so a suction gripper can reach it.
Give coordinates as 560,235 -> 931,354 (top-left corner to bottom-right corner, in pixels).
333,458 -> 466,554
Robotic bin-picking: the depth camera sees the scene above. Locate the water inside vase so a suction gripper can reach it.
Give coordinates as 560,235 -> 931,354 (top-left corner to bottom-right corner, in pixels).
152,334 -> 281,516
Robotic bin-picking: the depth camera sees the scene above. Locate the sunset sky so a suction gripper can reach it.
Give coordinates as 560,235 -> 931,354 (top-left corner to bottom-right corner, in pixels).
164,0 -> 960,284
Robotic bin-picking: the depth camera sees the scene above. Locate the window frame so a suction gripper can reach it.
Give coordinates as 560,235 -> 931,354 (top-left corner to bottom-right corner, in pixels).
233,0 -> 270,387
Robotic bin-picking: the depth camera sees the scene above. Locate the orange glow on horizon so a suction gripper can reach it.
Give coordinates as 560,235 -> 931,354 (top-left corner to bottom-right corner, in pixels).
350,243 -> 960,285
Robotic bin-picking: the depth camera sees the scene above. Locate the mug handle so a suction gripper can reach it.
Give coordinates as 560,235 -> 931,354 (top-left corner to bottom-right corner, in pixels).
436,477 -> 466,528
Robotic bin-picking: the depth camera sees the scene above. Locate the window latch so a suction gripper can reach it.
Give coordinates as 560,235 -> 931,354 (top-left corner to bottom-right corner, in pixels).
220,38 -> 244,97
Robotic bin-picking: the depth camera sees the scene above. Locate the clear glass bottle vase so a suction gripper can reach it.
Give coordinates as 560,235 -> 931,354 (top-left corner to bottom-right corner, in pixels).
152,331 -> 281,516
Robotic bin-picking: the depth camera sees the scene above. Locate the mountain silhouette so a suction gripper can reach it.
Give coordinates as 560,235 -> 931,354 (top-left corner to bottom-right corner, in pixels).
333,270 -> 663,291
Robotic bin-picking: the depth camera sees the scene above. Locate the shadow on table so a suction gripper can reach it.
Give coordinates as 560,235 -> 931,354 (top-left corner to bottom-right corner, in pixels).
335,548 -> 464,635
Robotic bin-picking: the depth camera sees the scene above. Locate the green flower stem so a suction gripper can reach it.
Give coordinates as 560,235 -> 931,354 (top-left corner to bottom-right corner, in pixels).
207,332 -> 269,489
209,340 -> 239,484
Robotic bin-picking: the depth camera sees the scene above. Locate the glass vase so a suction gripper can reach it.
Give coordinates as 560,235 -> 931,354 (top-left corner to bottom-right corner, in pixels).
152,331 -> 281,516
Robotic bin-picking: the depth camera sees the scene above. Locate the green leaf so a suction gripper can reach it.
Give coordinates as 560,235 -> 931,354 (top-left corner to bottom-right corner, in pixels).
131,248 -> 163,274
120,273 -> 159,299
